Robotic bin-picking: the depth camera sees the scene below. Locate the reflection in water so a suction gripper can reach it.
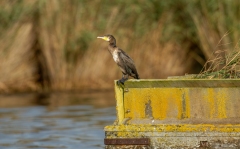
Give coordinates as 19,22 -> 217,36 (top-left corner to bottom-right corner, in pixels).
0,91 -> 116,149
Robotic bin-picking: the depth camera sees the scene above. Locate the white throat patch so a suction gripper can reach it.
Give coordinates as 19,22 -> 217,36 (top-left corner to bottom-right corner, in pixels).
112,51 -> 119,62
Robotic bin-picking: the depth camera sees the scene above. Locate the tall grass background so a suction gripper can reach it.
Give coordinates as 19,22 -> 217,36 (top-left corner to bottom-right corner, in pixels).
0,0 -> 239,92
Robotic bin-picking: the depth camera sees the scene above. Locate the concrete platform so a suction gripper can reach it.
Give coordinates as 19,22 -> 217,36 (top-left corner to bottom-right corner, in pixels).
104,79 -> 240,148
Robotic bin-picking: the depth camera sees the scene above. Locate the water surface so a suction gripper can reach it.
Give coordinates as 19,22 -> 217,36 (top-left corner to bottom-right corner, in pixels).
0,91 -> 116,149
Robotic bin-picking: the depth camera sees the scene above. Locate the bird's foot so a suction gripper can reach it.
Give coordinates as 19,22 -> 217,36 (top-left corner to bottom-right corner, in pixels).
117,81 -> 124,88
117,78 -> 127,85
117,80 -> 124,85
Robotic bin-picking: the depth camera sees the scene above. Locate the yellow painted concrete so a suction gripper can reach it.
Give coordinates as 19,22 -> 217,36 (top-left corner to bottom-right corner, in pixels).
114,83 -> 124,123
105,124 -> 240,133
116,80 -> 240,123
206,88 -> 215,118
216,89 -> 227,118
203,88 -> 228,119
109,80 -> 240,129
106,80 -> 240,147
124,88 -> 185,120
183,89 -> 190,118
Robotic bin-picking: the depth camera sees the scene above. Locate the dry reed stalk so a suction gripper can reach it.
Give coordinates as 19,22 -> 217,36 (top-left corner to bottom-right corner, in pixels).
196,34 -> 240,79
75,14 -> 196,89
0,0 -> 199,91
38,1 -> 79,90
187,1 -> 236,62
131,12 -> 196,79
0,21 -> 39,92
2,0 -> 240,92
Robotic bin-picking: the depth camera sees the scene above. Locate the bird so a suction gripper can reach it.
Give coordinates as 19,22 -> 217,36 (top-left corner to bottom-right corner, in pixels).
97,35 -> 139,84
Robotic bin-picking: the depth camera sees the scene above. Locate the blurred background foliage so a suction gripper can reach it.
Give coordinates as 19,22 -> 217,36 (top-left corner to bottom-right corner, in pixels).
0,0 -> 239,92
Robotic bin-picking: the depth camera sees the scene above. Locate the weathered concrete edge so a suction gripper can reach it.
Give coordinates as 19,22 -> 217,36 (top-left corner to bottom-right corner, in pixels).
122,79 -> 240,88
105,124 -> 240,133
114,81 -> 125,124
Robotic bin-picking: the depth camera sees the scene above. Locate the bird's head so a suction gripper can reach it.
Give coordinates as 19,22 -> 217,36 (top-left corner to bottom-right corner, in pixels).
97,35 -> 115,43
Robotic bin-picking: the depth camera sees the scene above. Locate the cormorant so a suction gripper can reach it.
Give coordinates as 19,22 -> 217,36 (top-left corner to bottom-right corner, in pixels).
97,35 -> 139,84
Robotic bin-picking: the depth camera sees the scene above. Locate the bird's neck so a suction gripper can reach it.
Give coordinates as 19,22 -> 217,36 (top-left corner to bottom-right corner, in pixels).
108,40 -> 116,51
108,39 -> 117,54
108,44 -> 116,54
109,42 -> 116,47
109,39 -> 116,47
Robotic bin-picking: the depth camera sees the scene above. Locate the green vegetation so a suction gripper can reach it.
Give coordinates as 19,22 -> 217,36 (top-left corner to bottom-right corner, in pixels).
197,46 -> 240,79
0,0 -> 239,92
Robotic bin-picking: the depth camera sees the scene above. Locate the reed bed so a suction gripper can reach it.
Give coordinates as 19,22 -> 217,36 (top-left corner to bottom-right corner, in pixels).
0,0 -> 239,92
196,37 -> 240,79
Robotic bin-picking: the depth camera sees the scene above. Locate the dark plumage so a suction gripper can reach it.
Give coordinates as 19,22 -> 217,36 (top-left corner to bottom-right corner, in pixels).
97,35 -> 139,84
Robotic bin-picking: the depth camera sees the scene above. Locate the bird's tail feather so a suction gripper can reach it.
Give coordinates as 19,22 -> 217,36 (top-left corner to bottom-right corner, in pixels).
135,75 -> 140,79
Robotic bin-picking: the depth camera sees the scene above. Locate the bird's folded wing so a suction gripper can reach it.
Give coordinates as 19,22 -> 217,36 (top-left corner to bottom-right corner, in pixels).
118,49 -> 138,75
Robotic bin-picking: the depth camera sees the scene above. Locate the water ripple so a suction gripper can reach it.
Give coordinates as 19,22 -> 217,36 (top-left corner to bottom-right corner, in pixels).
0,102 -> 115,149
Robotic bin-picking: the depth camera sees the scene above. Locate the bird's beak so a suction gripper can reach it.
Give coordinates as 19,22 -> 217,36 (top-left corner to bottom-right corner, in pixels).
97,36 -> 110,41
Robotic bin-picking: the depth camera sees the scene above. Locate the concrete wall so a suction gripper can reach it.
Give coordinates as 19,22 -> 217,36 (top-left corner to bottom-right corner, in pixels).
105,79 -> 240,148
